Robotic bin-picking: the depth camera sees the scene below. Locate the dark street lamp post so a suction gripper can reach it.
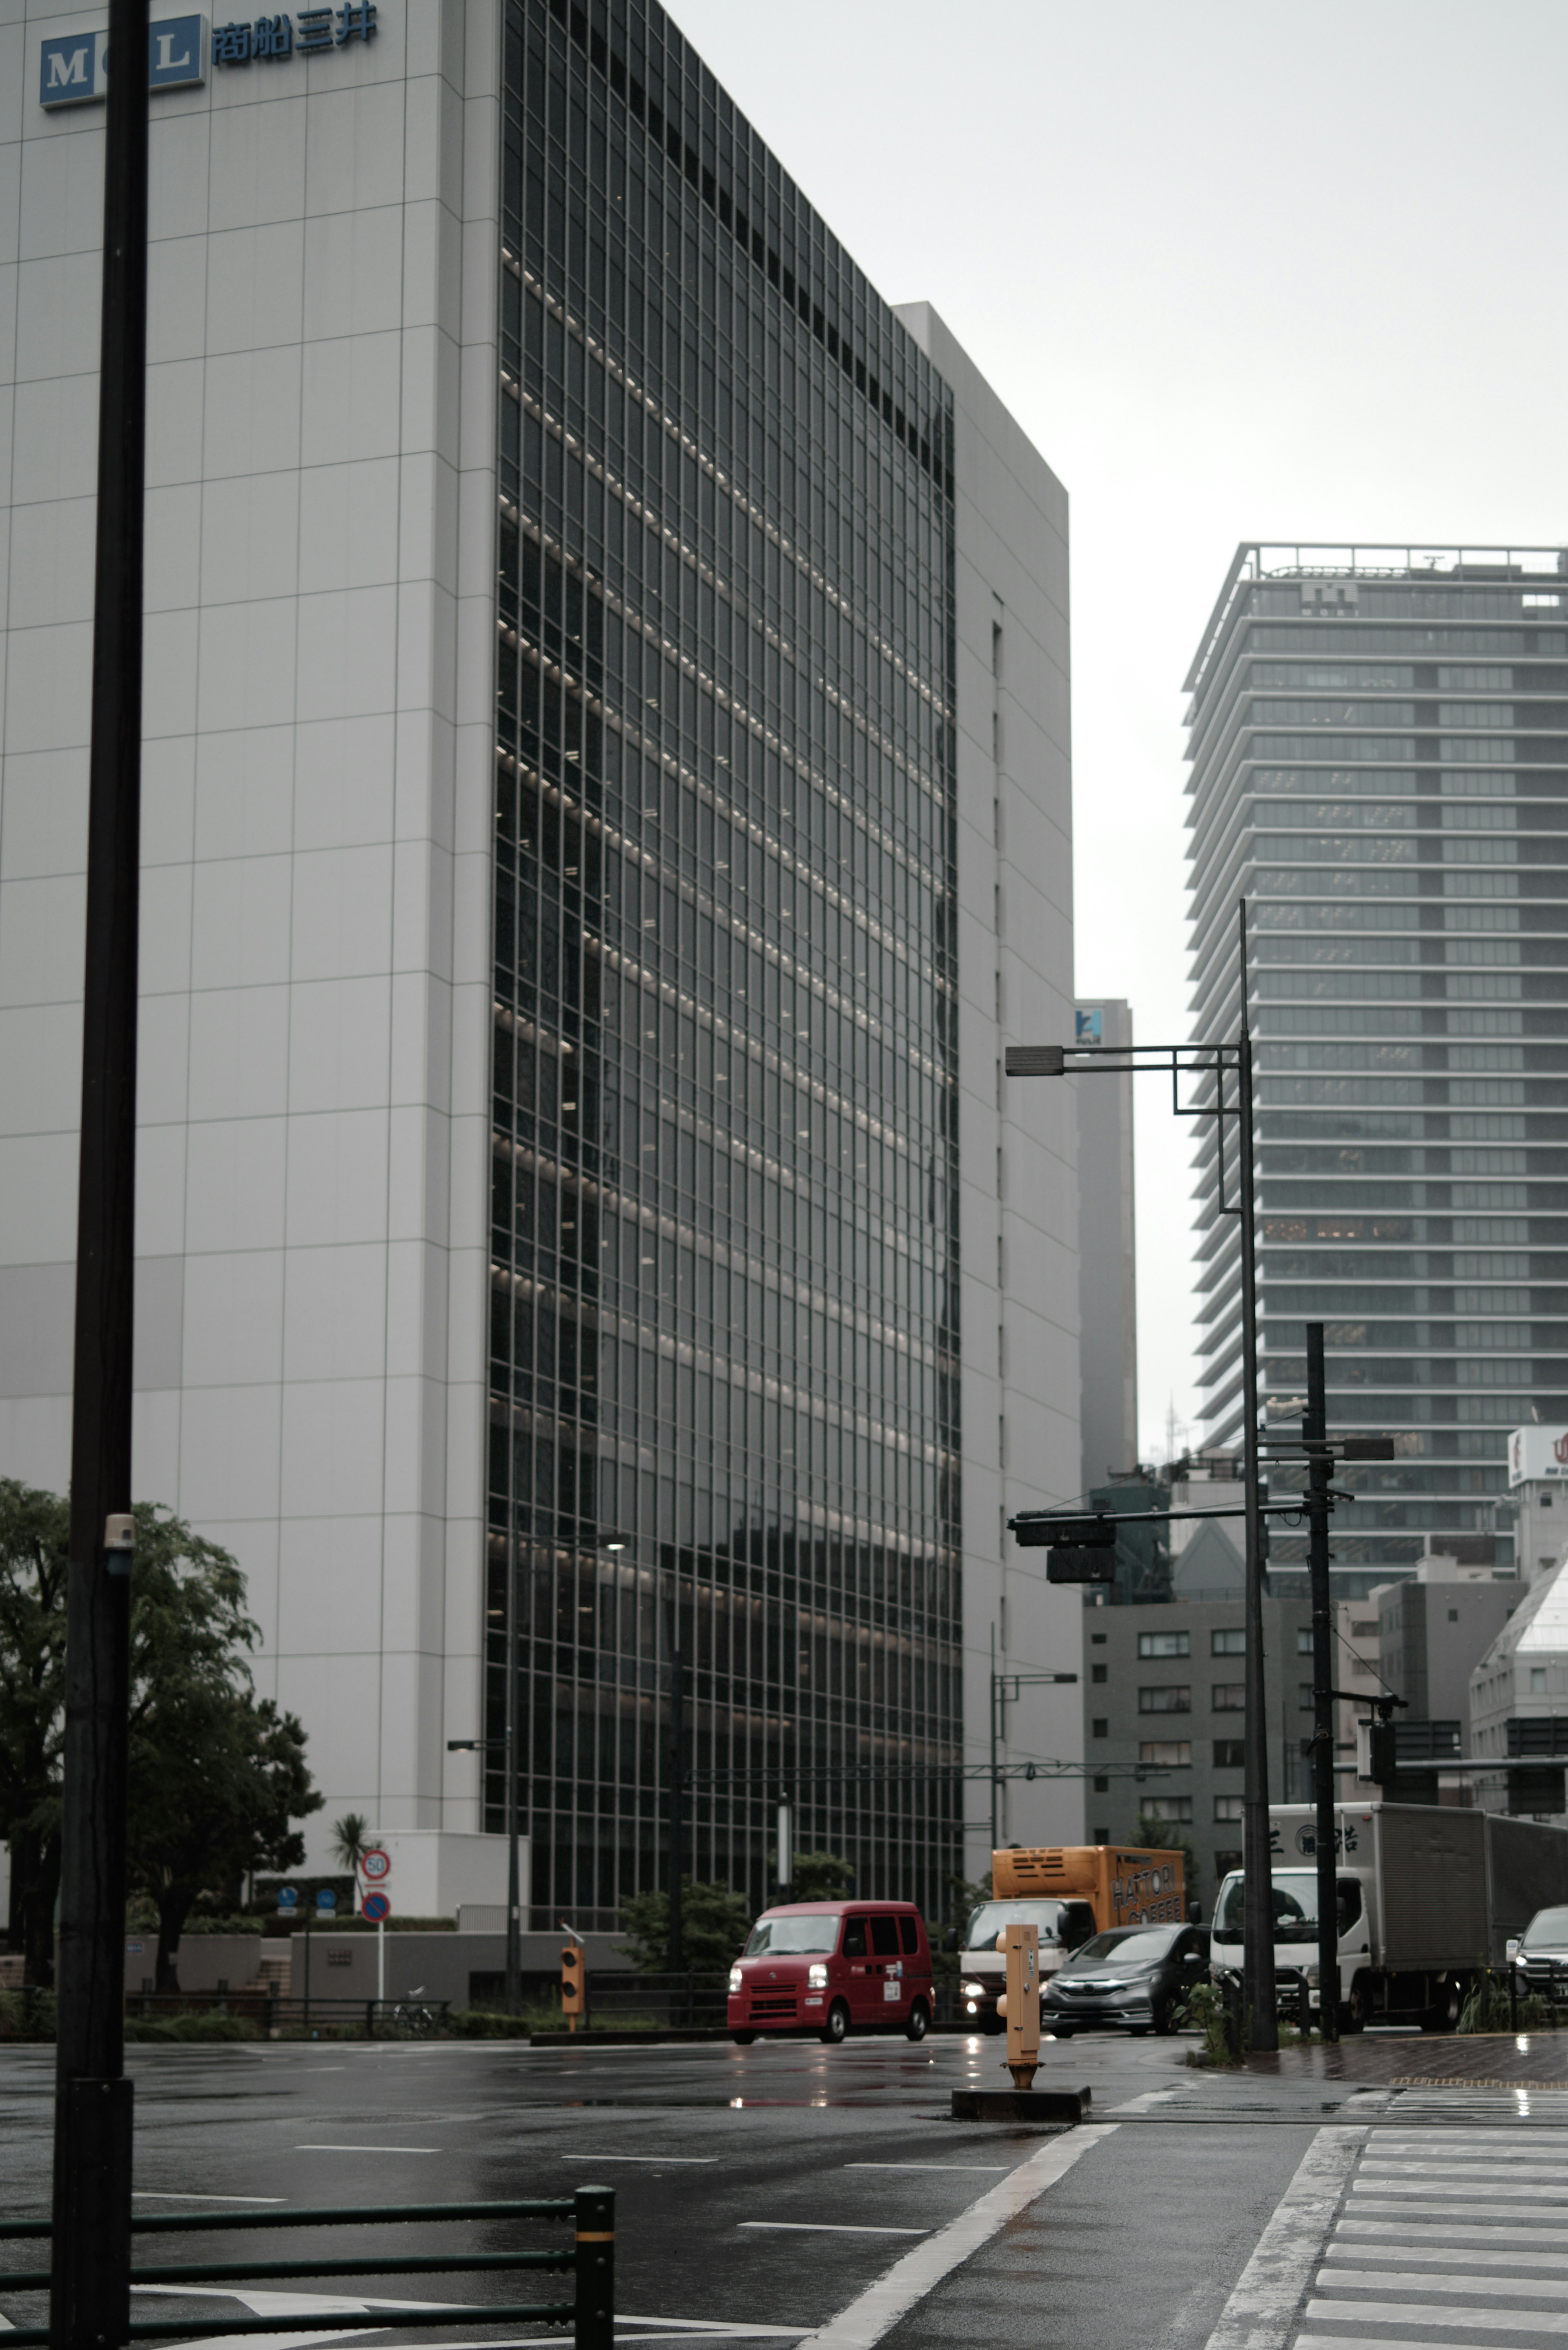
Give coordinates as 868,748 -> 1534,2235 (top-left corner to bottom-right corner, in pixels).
51,1 -> 151,2341
1004,899 -> 1278,2050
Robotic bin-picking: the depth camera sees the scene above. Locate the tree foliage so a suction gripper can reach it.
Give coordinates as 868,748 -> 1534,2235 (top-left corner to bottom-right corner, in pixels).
786,1850 -> 855,1902
0,1484 -> 71,1985
618,1877 -> 753,1973
0,1487 -> 321,1989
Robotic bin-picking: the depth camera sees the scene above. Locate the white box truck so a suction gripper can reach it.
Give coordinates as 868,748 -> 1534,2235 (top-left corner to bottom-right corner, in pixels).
1212,1802 -> 1568,2031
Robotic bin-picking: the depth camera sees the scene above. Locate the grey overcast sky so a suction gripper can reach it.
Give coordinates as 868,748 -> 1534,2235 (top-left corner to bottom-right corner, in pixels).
667,0 -> 1567,1465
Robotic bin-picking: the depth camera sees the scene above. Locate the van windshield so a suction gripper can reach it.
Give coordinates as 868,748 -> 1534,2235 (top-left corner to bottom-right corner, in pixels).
744,1916 -> 841,1955
964,1900 -> 1067,1950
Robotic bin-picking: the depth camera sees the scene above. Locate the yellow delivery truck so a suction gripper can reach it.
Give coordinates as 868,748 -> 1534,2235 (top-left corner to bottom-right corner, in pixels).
957,1845 -> 1186,2030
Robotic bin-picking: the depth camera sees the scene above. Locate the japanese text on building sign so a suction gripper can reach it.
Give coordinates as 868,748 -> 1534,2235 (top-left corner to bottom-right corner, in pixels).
213,1 -> 374,58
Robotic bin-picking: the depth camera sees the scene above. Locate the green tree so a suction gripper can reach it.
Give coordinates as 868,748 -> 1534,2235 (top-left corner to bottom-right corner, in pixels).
618,1878 -> 753,1973
1137,1813 -> 1197,1887
125,1506 -> 321,1989
0,1487 -> 321,1992
0,1483 -> 71,1985
330,1812 -> 372,1897
786,1851 -> 855,1902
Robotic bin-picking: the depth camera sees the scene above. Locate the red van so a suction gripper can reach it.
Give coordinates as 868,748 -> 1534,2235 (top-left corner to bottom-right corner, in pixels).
728,1901 -> 934,2046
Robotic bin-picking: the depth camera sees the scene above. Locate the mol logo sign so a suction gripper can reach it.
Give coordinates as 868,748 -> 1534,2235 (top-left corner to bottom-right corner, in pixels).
40,16 -> 207,105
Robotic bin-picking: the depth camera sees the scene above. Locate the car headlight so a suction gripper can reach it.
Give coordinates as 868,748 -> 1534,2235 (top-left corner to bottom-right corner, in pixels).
962,1982 -> 987,1997
807,1962 -> 828,1988
728,1967 -> 743,1994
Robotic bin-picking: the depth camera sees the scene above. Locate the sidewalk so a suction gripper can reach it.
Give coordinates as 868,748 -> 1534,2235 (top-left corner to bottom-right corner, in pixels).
1248,2032 -> 1568,2086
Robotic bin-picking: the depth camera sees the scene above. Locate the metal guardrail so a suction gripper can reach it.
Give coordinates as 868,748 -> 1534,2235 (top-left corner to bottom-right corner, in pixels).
0,2191 -> 613,2348
122,1994 -> 453,2036
582,1971 -> 729,2027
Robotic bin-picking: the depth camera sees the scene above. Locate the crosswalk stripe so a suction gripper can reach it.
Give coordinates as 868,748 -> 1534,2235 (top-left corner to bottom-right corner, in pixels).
1361,2163 -> 1568,2181
1335,2223 -> 1568,2252
1307,2298 -> 1568,2334
1330,2243 -> 1568,2272
1353,2199 -> 1568,2225
1319,2268 -> 1568,2299
1352,2181 -> 1568,2201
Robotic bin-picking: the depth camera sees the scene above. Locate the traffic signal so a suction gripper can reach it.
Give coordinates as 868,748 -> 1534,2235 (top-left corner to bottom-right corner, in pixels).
560,1939 -> 585,2030
1045,1545 -> 1116,1585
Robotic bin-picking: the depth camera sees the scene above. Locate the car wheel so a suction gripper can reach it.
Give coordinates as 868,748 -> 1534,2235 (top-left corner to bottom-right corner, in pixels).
1341,1975 -> 1370,2035
1128,2025 -> 1149,2038
905,1999 -> 930,2043
1424,1976 -> 1462,2034
819,1999 -> 850,2047
731,2031 -> 756,2046
1153,1998 -> 1177,2037
1049,2024 -> 1075,2038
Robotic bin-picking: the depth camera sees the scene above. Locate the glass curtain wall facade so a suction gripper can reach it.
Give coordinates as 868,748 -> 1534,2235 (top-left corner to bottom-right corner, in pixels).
1187,546 -> 1568,1592
490,0 -> 962,1920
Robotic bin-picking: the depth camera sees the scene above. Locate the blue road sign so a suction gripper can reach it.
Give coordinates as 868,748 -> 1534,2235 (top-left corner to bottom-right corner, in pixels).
316,1888 -> 336,1910
276,1886 -> 298,1910
362,1891 -> 391,1923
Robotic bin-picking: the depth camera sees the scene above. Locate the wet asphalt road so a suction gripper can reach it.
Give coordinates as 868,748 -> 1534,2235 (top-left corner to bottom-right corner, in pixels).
0,2029 -> 1390,2348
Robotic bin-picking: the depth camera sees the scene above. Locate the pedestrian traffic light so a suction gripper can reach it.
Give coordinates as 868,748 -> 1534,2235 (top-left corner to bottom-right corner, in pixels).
560,1937 -> 585,2031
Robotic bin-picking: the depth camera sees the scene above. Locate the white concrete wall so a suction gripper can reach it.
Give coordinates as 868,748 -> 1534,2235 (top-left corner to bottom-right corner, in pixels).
0,0 -> 501,1859
897,304 -> 1080,1876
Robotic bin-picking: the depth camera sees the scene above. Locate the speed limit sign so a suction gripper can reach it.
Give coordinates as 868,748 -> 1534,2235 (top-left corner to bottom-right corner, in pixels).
360,1847 -> 390,1883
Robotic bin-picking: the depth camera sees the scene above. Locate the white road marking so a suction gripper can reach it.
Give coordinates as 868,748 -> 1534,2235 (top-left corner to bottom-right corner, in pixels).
1362,2159 -> 1568,2181
133,2192 -> 287,2204
1338,2219 -> 1568,2249
738,2223 -> 929,2237
1353,2178 -> 1568,2201
293,2145 -> 441,2155
1332,2237 -> 1568,2269
1321,2266 -> 1568,2299
785,2123 -> 1117,2350
841,2164 -> 1006,2173
1200,2128 -> 1367,2350
1354,2197 -> 1568,2224
558,2154 -> 718,2164
1307,2303 -> 1568,2335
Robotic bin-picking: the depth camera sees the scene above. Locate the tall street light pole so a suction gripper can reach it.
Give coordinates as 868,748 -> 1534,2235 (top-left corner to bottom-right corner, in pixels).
1305,1322 -> 1339,2042
1004,895 -> 1277,2051
51,0 -> 151,2340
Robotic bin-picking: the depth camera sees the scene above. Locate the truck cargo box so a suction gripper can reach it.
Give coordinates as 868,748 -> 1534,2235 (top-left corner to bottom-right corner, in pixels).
1374,1804 -> 1487,1971
1485,1815 -> 1568,1964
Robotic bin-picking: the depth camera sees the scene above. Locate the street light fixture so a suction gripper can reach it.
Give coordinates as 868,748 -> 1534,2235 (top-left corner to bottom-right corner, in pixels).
1004,899 -> 1280,2049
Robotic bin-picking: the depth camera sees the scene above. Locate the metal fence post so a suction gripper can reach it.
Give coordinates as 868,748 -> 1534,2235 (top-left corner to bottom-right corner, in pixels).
573,2185 -> 614,2350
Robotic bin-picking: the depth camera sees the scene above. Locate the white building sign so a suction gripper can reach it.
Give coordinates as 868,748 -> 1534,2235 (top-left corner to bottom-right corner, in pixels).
1509,1426 -> 1568,1487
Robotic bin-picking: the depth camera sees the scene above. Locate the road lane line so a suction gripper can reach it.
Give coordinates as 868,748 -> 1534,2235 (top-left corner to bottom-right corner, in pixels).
785,2123 -> 1118,2350
133,2193 -> 287,2204
1200,2127 -> 1366,2350
293,2145 -> 440,2154
738,2224 -> 929,2237
841,2165 -> 1005,2173
557,2155 -> 718,2164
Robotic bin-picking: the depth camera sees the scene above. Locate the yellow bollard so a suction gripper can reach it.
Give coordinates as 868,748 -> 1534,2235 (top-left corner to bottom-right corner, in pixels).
998,1923 -> 1040,2092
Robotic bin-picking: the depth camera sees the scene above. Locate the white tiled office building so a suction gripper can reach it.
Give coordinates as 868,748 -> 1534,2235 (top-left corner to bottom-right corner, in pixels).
0,0 -> 1078,1900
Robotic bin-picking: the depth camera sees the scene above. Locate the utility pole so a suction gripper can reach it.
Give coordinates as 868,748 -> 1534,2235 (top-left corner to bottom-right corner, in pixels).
51,2 -> 150,2343
1236,905 -> 1277,2051
989,1624 -> 1000,1853
1305,1323 -> 1339,2042
1003,894 -> 1276,2047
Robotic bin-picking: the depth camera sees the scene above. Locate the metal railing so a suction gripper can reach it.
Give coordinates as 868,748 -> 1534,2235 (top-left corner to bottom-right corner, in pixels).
0,2190 -> 613,2348
122,1992 -> 454,2036
577,1972 -> 729,2029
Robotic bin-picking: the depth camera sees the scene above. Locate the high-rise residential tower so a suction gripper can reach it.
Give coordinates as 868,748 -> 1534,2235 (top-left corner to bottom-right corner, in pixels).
1186,545 -> 1568,1595
0,0 -> 1077,1912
